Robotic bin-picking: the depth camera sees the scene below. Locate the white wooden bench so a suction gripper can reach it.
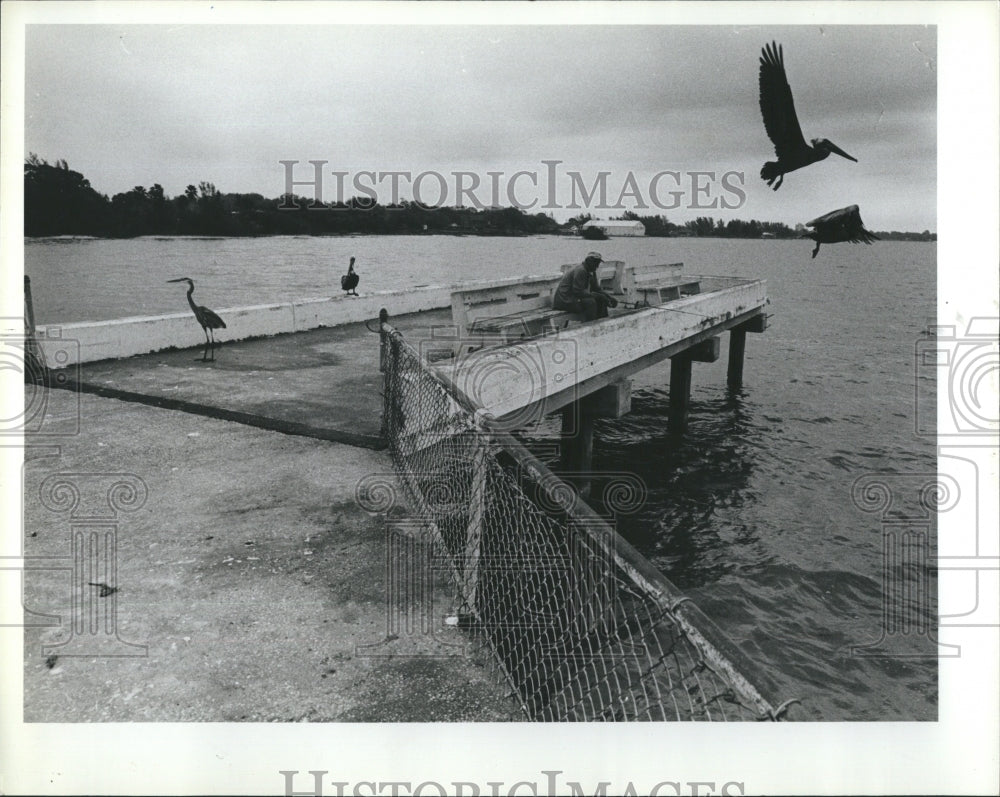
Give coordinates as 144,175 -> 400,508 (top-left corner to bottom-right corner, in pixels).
449,276 -> 583,354
622,262 -> 701,306
559,260 -> 627,296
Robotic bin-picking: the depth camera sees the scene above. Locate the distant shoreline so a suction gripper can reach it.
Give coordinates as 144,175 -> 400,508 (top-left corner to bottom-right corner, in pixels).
24,231 -> 937,243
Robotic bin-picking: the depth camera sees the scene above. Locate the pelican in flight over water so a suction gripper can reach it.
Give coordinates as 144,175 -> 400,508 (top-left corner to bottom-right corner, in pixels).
341,256 -> 359,296
802,205 -> 879,258
167,277 -> 227,359
758,41 -> 857,190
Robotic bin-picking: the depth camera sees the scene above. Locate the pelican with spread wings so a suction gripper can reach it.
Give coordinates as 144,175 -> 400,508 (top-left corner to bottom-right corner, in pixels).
758,41 -> 858,190
802,205 -> 879,258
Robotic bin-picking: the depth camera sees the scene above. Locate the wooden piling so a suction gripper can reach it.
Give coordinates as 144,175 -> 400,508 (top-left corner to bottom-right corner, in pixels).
23,275 -> 47,376
727,328 -> 747,390
668,356 -> 693,430
727,312 -> 766,391
560,398 -> 596,499
668,337 -> 718,430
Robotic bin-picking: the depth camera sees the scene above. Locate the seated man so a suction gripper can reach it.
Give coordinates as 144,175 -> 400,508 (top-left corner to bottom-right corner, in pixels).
553,251 -> 619,321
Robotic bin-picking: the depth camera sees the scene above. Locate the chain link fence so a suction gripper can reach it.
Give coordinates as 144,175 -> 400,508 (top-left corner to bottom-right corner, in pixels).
375,318 -> 793,721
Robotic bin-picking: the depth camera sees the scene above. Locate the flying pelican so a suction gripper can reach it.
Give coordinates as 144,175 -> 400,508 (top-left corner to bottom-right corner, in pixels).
167,277 -> 226,357
341,256 -> 359,296
802,205 -> 879,258
758,41 -> 857,190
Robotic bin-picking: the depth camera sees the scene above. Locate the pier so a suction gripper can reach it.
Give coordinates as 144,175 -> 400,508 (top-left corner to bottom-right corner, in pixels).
23,263 -> 787,722
397,268 -> 769,494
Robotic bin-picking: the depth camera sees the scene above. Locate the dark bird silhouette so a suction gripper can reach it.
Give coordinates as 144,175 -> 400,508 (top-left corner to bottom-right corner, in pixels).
341,256 -> 359,296
167,277 -> 226,358
802,205 -> 879,258
88,581 -> 118,597
758,41 -> 857,190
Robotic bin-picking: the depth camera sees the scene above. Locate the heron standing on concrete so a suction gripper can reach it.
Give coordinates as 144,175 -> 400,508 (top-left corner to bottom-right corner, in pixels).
167,277 -> 227,358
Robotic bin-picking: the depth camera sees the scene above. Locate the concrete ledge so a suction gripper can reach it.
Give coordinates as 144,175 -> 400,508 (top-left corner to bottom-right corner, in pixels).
35,277 -> 561,366
290,288 -> 453,331
36,285 -> 454,365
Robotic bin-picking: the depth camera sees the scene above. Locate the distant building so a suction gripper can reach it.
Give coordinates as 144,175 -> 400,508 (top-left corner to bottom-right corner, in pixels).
582,220 -> 645,237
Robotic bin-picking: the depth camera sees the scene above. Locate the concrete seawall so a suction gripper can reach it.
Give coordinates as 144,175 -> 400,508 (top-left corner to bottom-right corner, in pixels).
34,275 -> 555,366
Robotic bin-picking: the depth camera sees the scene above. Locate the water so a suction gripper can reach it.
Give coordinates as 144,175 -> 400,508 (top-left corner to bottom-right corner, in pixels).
26,234 -> 938,720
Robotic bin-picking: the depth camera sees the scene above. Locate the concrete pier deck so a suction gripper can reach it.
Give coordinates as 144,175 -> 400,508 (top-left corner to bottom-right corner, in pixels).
22,274 -> 767,723
64,307 -> 454,449
21,387 -> 519,722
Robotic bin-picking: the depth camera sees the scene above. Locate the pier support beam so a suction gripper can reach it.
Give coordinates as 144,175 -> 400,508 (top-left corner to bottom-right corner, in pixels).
668,337 -> 720,430
727,329 -> 747,391
726,312 -> 767,391
560,399 -> 595,499
559,380 -> 631,500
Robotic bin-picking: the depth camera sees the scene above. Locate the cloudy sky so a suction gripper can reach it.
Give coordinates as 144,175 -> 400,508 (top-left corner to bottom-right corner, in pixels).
25,22 -> 936,230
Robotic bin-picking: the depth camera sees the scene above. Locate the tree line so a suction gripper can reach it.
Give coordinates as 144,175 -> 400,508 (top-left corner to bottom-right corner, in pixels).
25,156 -> 935,241
24,156 -> 561,238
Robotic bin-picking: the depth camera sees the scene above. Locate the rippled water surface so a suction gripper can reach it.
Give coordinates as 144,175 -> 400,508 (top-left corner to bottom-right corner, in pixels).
27,234 -> 938,720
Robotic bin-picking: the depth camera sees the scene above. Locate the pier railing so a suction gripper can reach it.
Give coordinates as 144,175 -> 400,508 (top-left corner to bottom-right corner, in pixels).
378,319 -> 790,721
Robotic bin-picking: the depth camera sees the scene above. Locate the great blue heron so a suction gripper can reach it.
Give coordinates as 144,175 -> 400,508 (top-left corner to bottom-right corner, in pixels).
341,256 -> 359,296
167,277 -> 226,356
802,205 -> 879,258
759,41 -> 857,190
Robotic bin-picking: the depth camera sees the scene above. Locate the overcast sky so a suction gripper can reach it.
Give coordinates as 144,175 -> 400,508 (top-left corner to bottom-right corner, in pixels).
25,24 -> 936,230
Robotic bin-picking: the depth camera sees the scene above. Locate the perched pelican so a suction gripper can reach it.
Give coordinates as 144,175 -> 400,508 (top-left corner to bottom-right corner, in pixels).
341,256 -> 359,296
802,205 -> 879,258
167,277 -> 226,358
758,41 -> 857,190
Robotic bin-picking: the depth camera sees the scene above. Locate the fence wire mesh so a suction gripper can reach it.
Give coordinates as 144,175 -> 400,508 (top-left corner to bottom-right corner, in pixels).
379,322 -> 786,721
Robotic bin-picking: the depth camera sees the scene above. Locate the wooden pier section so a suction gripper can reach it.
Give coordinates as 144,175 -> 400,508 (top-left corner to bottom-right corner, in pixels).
432,274 -> 767,422
396,267 -> 769,494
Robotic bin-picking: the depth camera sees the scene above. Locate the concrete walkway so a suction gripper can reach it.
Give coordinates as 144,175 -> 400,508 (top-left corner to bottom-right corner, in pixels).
22,387 -> 519,722
68,307 -> 453,449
